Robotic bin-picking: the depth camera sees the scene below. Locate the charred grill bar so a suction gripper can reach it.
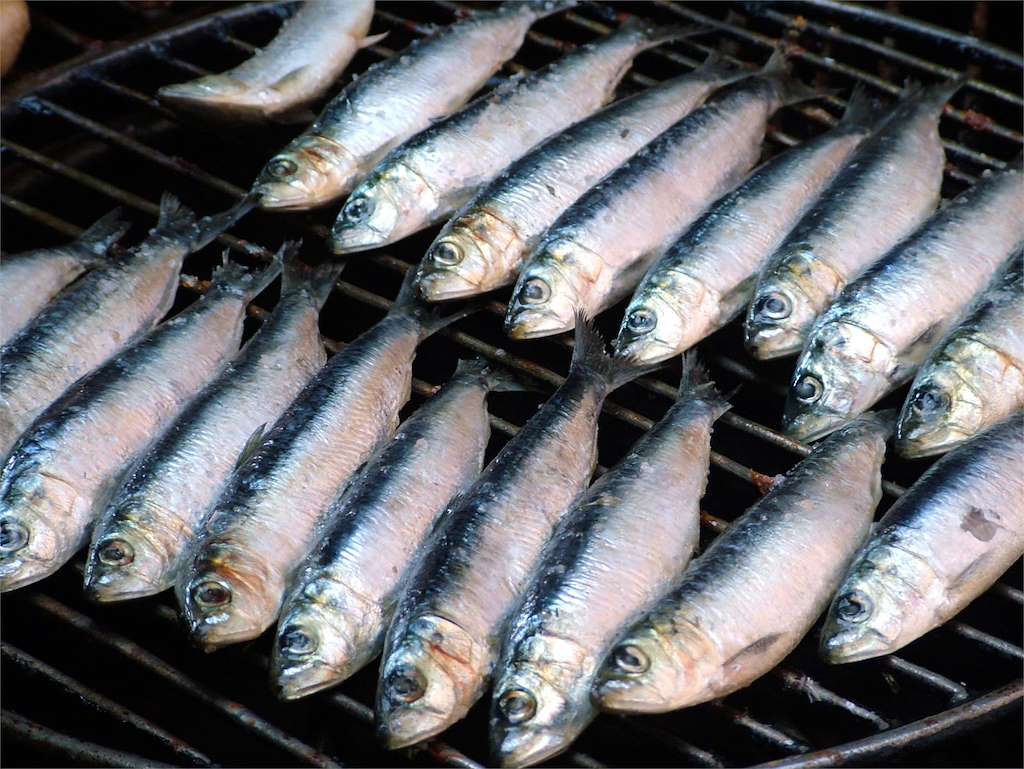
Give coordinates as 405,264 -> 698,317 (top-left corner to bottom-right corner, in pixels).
1,2 -> 1021,767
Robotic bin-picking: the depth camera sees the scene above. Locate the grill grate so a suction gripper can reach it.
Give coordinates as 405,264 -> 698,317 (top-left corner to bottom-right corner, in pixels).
1,2 -> 1021,767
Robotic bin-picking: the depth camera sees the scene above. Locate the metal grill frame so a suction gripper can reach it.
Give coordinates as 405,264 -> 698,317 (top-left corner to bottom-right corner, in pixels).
1,2 -> 1021,767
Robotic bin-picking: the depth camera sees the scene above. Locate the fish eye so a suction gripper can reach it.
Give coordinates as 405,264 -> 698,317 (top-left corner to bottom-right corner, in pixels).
342,195 -> 374,223
756,292 -> 791,321
910,386 -> 949,415
431,241 -> 464,266
497,688 -> 537,724
794,374 -> 823,403
192,580 -> 232,608
836,590 -> 874,623
279,626 -> 318,657
0,519 -> 29,554
386,665 -> 427,704
626,308 -> 657,334
97,539 -> 134,567
612,643 -> 649,675
519,277 -> 551,305
268,158 -> 298,178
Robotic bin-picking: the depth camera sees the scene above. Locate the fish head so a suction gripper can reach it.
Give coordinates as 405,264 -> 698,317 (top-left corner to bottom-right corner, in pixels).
895,348 -> 991,458
616,269 -> 716,364
254,135 -> 356,211
783,321 -> 897,442
0,472 -> 81,592
178,546 -> 276,650
330,163 -> 435,253
505,239 -> 592,339
593,623 -> 711,714
418,211 -> 521,302
820,543 -> 939,664
376,614 -> 484,749
490,638 -> 593,768
83,524 -> 171,602
271,578 -> 375,700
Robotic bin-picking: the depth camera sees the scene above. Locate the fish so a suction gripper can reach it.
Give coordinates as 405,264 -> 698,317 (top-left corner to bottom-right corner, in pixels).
896,253 -> 1024,458
491,357 -> 727,768
821,414 -> 1023,664
416,52 -> 745,302
82,245 -> 337,603
0,208 -> 130,346
592,411 -> 889,714
615,86 -> 881,364
272,359 -> 524,701
0,256 -> 281,593
503,51 -> 820,340
375,315 -> 655,750
253,0 -> 574,211
783,162 -> 1024,442
0,194 -> 233,459
175,269 -> 470,651
330,20 -> 703,254
745,79 -> 962,360
158,0 -> 381,123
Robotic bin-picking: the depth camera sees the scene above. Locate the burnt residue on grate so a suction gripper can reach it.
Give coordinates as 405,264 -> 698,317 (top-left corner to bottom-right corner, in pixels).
1,2 -> 1021,767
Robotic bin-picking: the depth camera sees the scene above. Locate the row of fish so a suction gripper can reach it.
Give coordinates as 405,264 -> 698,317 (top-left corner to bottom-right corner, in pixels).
1,205 -> 1020,766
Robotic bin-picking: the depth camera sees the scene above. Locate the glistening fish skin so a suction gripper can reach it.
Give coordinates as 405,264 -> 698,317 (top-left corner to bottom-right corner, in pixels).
504,52 -> 818,340
616,87 -> 879,364
83,246 -> 336,603
745,80 -> 959,360
376,317 -> 654,750
784,164 -> 1024,442
0,209 -> 129,346
176,271 -> 462,651
821,415 -> 1023,664
491,359 -> 726,769
0,258 -> 280,593
416,53 -> 744,302
0,194 -> 228,459
331,20 -> 700,254
896,254 -> 1024,458
254,0 -> 573,210
158,0 -> 377,122
593,412 -> 889,714
272,360 -> 519,701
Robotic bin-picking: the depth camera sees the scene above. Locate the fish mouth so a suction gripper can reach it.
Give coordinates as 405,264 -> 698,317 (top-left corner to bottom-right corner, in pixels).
417,271 -> 484,302
273,660 -> 344,701
591,675 -> 673,714
0,557 -> 53,593
505,309 -> 573,340
783,410 -> 847,442
376,706 -> 456,750
494,727 -> 571,769
744,323 -> 803,360
253,182 -> 322,212
83,571 -> 163,603
329,225 -> 391,255
614,335 -> 679,364
820,626 -> 892,664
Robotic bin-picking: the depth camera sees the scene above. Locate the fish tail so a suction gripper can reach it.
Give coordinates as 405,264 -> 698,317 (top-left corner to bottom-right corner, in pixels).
759,46 -> 823,107
512,0 -> 577,21
193,196 -> 257,251
902,75 -> 967,114
678,351 -> 731,418
390,267 -> 481,339
570,310 -> 662,392
614,17 -> 710,49
692,50 -> 749,85
77,208 -> 131,257
151,192 -> 198,241
453,357 -> 535,393
281,243 -> 345,310
210,248 -> 283,300
839,81 -> 886,131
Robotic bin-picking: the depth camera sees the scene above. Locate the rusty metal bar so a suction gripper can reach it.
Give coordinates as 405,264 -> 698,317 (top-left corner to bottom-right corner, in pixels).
1,642 -> 213,766
884,656 -> 970,703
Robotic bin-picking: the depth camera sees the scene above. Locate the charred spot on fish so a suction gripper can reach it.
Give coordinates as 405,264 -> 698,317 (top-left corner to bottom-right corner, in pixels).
342,195 -> 374,224
612,644 -> 649,675
0,519 -> 28,554
794,374 -> 823,403
431,241 -> 463,266
545,184 -> 557,197
625,308 -> 657,335
755,292 -> 791,321
386,665 -> 426,704
519,277 -> 550,305
97,539 -> 134,567
279,626 -> 318,657
724,633 -> 783,669
835,590 -> 873,623
268,158 -> 298,178
498,688 -> 537,724
620,128 -> 630,139
960,507 -> 1000,542
192,580 -> 232,608
910,385 -> 949,416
